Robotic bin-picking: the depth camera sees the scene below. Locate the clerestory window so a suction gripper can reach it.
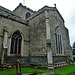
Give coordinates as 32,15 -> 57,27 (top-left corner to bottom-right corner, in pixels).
10,31 -> 22,55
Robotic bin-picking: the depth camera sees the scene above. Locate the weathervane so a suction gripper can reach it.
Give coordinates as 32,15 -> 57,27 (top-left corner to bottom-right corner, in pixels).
23,0 -> 25,6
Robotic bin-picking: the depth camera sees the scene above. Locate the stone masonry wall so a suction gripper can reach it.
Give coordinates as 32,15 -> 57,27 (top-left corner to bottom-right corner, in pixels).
0,9 -> 29,63
0,36 -> 3,58
53,56 -> 68,63
29,8 -> 72,63
30,56 -> 47,63
6,57 -> 29,64
0,5 -> 72,64
13,3 -> 35,20
48,10 -> 72,56
29,12 -> 47,57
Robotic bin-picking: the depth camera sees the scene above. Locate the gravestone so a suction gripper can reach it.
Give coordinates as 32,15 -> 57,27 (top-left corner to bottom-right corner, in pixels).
46,72 -> 56,75
16,59 -> 22,75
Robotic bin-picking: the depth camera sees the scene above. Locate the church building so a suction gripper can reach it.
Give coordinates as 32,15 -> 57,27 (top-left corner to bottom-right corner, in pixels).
0,3 -> 72,66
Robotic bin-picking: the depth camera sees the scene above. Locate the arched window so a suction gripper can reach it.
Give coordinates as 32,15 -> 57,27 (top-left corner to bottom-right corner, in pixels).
26,12 -> 31,19
10,31 -> 22,55
55,27 -> 62,54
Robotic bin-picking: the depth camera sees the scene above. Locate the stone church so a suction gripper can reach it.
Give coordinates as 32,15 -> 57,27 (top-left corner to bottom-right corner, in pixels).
0,3 -> 72,65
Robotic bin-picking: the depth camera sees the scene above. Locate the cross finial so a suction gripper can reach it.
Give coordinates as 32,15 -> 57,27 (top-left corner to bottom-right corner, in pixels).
54,4 -> 56,7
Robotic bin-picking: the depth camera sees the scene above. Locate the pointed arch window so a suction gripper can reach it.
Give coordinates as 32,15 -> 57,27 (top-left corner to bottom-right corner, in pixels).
10,31 -> 22,55
55,27 -> 62,54
55,33 -> 62,54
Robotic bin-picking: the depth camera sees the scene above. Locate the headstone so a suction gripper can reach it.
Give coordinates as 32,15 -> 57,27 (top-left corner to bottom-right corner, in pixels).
46,72 -> 56,75
48,66 -> 54,70
16,59 -> 21,75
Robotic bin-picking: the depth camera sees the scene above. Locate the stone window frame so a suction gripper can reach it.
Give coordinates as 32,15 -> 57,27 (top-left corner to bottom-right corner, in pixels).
10,31 -> 22,55
55,26 -> 64,55
7,30 -> 24,56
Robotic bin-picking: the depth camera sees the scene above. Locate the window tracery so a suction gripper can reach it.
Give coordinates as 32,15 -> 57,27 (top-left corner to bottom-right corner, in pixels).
10,31 -> 22,55
55,27 -> 62,54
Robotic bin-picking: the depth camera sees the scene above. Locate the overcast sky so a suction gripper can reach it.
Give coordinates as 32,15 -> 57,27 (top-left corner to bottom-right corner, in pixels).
0,0 -> 75,46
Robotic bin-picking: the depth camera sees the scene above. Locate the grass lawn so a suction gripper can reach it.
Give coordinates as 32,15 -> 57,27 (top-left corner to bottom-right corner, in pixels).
0,65 -> 75,75
54,65 -> 75,75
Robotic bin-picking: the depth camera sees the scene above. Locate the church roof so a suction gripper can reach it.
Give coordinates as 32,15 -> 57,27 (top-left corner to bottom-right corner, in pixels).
0,3 -> 64,24
26,5 -> 64,23
0,5 -> 28,25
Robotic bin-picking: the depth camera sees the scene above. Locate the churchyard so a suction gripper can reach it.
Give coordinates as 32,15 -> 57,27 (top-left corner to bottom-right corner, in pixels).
0,2 -> 74,75
0,61 -> 75,75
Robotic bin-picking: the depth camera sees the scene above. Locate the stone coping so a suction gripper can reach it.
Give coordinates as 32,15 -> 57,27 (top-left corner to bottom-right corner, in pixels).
26,6 -> 64,23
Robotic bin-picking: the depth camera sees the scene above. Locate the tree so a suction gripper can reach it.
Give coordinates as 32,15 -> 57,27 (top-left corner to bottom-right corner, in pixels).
72,42 -> 75,55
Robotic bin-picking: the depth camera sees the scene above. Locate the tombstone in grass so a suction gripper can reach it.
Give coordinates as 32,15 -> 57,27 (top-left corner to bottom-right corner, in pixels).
46,72 -> 56,75
16,59 -> 22,75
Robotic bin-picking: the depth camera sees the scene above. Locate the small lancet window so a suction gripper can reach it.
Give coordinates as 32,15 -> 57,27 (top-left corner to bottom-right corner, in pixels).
26,12 -> 31,19
10,31 -> 22,55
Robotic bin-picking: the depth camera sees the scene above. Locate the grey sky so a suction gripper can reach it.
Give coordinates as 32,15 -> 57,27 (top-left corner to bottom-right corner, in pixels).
0,0 -> 75,46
